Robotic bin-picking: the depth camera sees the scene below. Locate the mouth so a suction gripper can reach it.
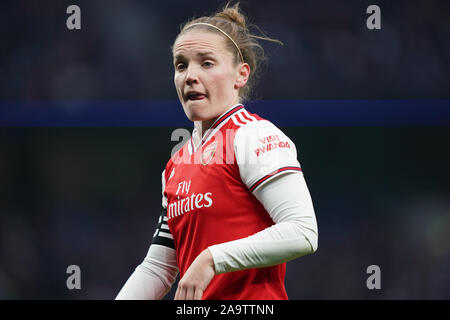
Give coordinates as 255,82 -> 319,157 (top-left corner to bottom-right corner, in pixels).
185,92 -> 206,101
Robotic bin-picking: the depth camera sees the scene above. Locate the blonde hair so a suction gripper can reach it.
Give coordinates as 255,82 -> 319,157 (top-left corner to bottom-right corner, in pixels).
173,1 -> 283,102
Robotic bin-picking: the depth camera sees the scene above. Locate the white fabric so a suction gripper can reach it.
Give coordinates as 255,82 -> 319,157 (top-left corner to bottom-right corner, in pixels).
208,172 -> 318,274
115,244 -> 178,300
116,115 -> 317,298
116,171 -> 178,300
115,171 -> 317,299
234,119 -> 301,190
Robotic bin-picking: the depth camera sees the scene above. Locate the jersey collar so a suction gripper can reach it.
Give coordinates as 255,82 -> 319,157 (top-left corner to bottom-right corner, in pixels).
191,104 -> 244,152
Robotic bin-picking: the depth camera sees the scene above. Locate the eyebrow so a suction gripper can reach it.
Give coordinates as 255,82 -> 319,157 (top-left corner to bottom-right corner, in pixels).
174,51 -> 216,61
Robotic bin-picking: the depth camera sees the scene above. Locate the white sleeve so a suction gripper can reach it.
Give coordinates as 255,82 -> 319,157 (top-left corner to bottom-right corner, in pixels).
115,245 -> 178,300
115,170 -> 179,299
208,141 -> 318,273
233,120 -> 302,192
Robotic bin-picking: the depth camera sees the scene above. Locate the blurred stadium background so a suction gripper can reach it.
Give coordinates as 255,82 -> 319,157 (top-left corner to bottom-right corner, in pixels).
0,0 -> 449,299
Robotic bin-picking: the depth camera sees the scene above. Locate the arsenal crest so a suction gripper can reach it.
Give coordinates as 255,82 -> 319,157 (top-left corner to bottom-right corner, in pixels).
201,142 -> 217,166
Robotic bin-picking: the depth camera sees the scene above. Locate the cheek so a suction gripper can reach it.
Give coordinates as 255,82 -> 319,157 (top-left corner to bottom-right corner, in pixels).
208,72 -> 234,97
174,75 -> 183,93
174,74 -> 180,86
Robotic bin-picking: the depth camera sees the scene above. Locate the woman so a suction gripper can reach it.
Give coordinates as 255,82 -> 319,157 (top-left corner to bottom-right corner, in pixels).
116,2 -> 318,300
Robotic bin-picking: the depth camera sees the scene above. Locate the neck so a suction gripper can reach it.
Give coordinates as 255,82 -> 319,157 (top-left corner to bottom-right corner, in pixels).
201,119 -> 215,135
197,101 -> 241,137
194,118 -> 216,138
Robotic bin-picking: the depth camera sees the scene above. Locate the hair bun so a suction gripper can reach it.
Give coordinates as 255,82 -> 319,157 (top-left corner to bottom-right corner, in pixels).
175,1 -> 282,102
215,2 -> 247,30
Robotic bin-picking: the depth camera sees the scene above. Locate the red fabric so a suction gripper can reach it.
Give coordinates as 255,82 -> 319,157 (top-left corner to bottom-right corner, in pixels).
164,108 -> 288,300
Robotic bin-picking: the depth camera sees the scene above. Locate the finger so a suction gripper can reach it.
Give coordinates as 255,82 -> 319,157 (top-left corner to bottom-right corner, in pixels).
174,286 -> 179,300
185,285 -> 194,300
174,284 -> 184,300
193,288 -> 203,300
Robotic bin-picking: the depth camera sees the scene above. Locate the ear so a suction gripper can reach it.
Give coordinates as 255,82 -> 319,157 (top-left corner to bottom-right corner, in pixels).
234,63 -> 250,90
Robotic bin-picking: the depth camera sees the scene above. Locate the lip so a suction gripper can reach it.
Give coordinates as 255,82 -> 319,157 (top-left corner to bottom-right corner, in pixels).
185,91 -> 206,101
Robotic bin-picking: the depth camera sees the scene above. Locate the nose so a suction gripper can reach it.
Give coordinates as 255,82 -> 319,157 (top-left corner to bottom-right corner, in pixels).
185,65 -> 199,86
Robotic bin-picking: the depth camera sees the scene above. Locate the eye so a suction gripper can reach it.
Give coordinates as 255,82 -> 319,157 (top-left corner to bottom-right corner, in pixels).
175,63 -> 186,71
202,61 -> 213,68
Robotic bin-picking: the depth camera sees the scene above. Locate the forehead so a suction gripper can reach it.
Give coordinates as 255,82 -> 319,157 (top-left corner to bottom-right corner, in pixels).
173,29 -> 229,58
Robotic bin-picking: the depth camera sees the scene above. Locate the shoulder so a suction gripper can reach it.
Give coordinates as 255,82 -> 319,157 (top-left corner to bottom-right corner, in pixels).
227,108 -> 285,139
227,108 -> 265,130
230,110 -> 301,191
233,110 -> 293,148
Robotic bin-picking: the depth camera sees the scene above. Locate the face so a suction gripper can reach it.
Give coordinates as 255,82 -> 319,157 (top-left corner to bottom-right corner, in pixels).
173,29 -> 249,126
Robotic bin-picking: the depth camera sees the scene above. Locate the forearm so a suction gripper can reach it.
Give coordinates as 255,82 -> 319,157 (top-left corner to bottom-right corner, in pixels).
115,265 -> 170,300
116,245 -> 178,300
209,221 -> 315,273
208,172 -> 318,274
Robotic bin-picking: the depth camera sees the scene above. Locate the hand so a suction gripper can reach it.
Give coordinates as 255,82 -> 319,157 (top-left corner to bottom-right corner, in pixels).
174,249 -> 215,300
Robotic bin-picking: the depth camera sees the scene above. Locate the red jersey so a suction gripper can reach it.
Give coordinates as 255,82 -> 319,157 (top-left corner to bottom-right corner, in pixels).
159,104 -> 301,300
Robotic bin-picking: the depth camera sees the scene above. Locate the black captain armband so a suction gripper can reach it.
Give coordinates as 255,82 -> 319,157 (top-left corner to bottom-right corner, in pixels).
151,208 -> 175,249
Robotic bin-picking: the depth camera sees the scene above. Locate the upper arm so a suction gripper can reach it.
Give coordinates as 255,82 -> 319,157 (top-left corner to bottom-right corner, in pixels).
151,169 -> 176,250
151,208 -> 176,250
234,120 -> 302,193
144,169 -> 179,286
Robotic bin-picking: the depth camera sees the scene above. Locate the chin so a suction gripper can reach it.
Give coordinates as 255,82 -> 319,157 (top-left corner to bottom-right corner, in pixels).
188,114 -> 202,122
183,109 -> 205,122
184,104 -> 213,122
189,113 -> 212,122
